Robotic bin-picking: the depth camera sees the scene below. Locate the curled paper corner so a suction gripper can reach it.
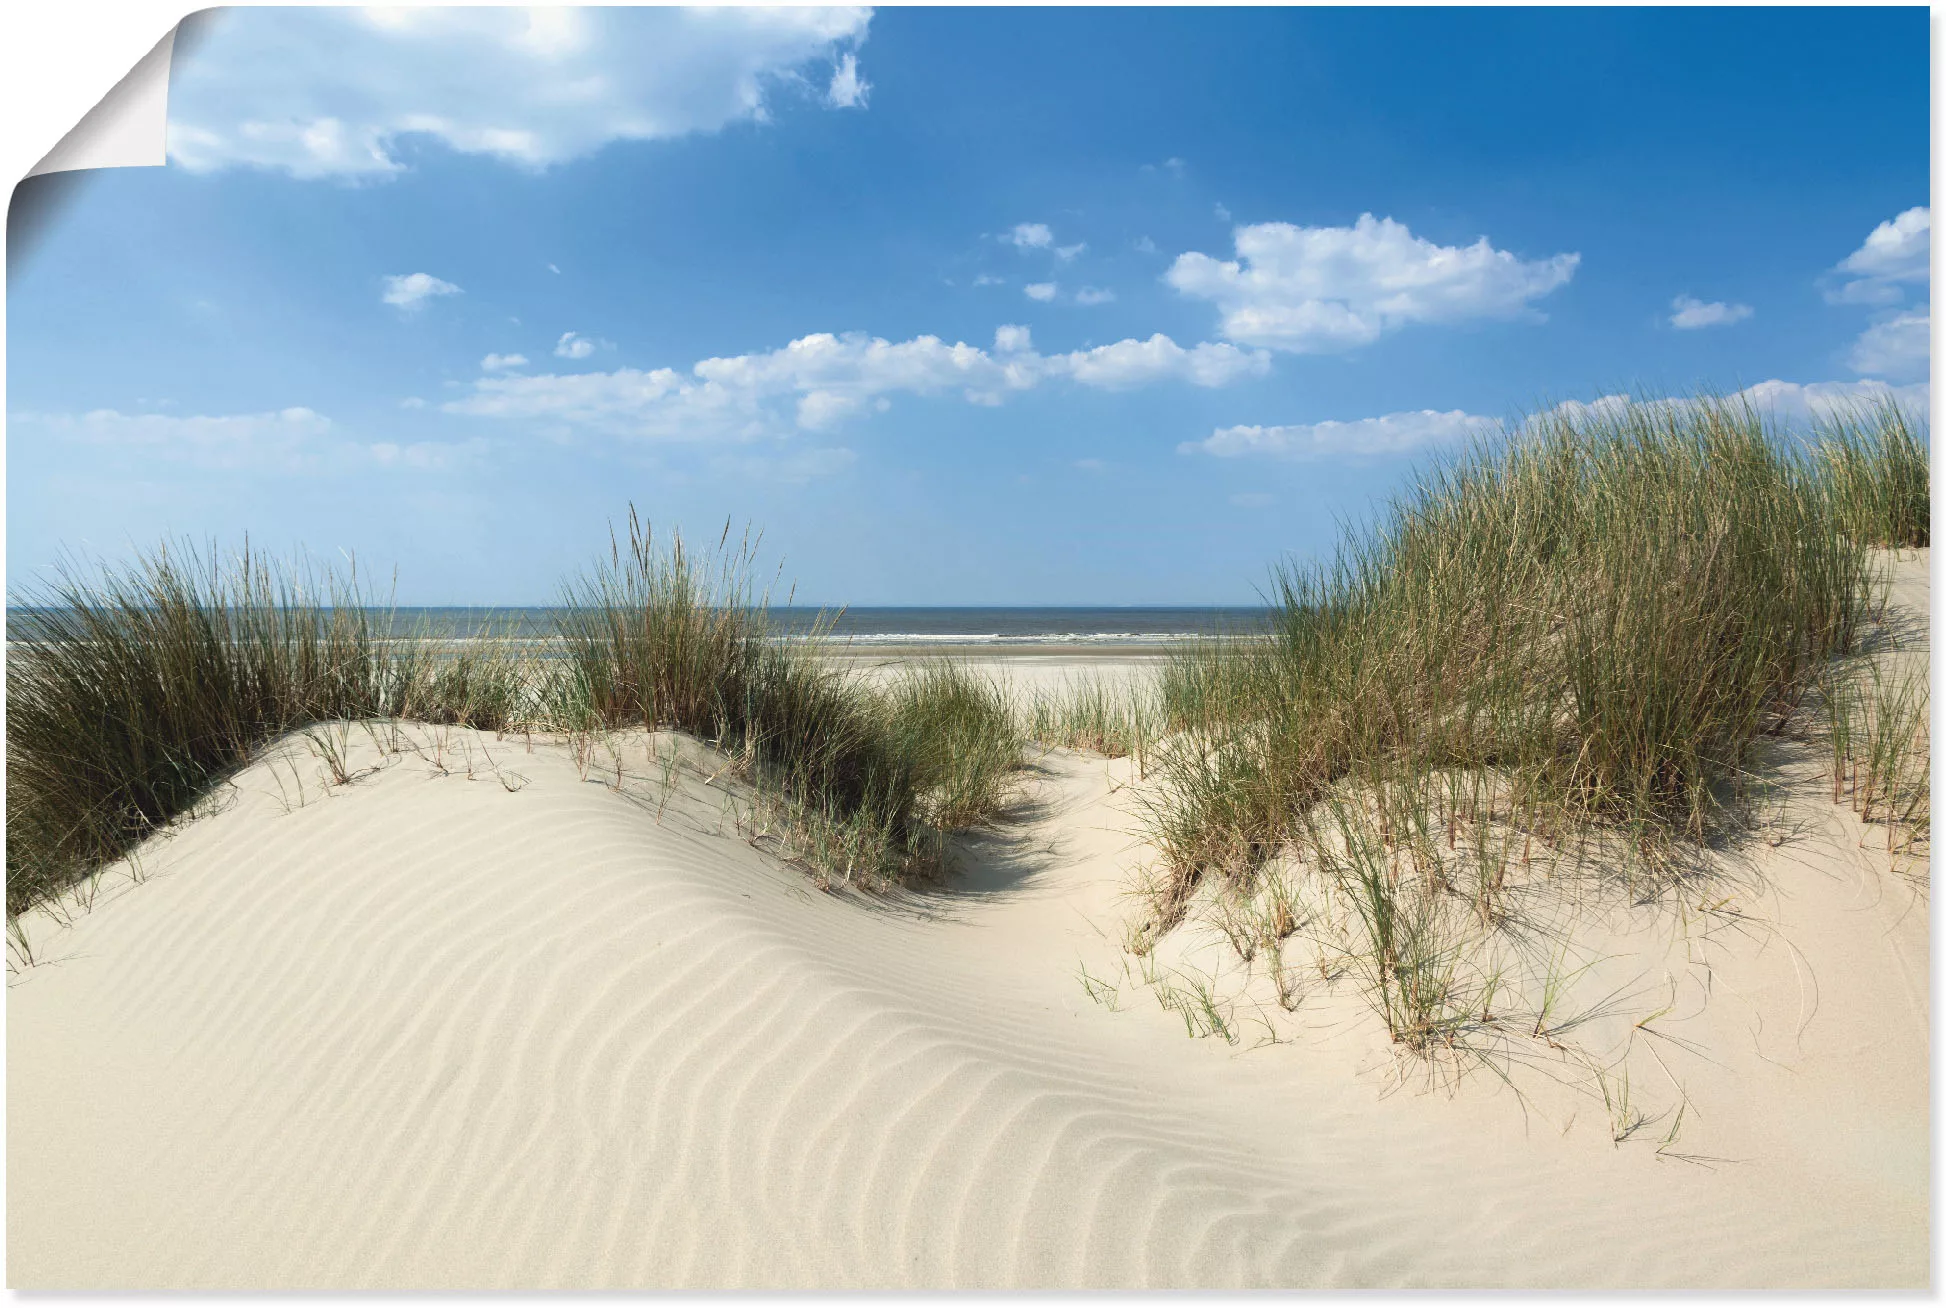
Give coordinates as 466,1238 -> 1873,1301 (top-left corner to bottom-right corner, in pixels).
11,12 -> 199,278
27,22 -> 181,178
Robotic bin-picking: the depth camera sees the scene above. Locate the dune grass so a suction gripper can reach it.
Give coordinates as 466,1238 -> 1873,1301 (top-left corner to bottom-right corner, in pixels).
5,545 -> 520,915
1022,670 -> 1163,762
1813,398 -> 1930,550
1134,395 -> 1927,1048
1822,658 -> 1931,858
548,512 -> 1022,886
7,513 -> 1027,915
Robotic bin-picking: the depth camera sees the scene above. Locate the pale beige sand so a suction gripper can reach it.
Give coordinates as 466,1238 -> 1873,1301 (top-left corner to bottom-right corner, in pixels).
7,556 -> 1928,1289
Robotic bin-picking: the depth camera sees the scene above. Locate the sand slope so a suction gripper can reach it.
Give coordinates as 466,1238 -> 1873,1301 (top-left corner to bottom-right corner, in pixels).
8,558 -> 1929,1289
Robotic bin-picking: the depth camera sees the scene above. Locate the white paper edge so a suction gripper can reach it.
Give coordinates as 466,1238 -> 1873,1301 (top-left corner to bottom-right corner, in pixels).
26,23 -> 180,178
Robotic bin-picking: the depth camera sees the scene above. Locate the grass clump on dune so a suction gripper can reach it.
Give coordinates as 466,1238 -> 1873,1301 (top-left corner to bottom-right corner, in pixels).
5,546 -> 516,916
545,510 -> 1022,886
1138,395 -> 1925,1047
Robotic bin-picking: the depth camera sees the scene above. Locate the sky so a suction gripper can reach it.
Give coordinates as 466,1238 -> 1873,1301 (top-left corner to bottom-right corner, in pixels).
5,5 -> 1932,606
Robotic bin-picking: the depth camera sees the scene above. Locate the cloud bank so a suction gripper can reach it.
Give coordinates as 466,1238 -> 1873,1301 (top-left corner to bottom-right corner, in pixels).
446,326 -> 1270,441
1186,378 -> 1930,461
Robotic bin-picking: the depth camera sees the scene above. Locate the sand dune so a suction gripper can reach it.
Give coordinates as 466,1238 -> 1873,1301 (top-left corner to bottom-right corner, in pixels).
7,558 -> 1929,1289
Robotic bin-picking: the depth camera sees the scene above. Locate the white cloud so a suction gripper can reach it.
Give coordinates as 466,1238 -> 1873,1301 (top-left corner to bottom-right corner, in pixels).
1668,295 -> 1752,330
1186,408 -> 1498,460
481,352 -> 529,371
1025,282 -> 1058,302
1820,209 -> 1930,381
973,273 -> 1005,287
1167,214 -> 1579,353
167,7 -> 872,179
1214,202 -> 1231,223
382,272 -> 461,310
795,390 -> 862,430
1055,243 -> 1087,262
1847,308 -> 1931,381
1133,236 -> 1157,254
1074,287 -> 1117,306
555,332 -> 599,360
1056,334 -> 1269,390
399,396 -> 427,410
826,51 -> 869,108
1006,222 -> 1054,250
1826,207 -> 1930,305
546,262 -> 561,275
444,328 -> 1269,442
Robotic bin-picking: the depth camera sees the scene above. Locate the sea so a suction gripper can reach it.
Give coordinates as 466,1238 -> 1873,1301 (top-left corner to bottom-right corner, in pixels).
7,606 -> 1276,649
389,605 -> 1275,648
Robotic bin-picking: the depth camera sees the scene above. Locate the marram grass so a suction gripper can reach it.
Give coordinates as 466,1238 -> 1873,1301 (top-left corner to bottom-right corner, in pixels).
6,515 -> 1026,914
1134,393 -> 1927,1047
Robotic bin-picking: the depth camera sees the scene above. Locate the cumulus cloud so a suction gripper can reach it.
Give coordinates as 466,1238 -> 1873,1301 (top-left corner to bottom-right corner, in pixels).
1074,287 -> 1116,306
1006,222 -> 1054,250
1821,209 -> 1930,382
1825,207 -> 1930,305
1024,282 -> 1058,302
1060,334 -> 1267,389
826,51 -> 869,108
382,272 -> 461,310
167,6 -> 873,179
555,332 -> 600,359
973,273 -> 1006,286
1167,214 -> 1579,352
444,328 -> 1269,442
1847,309 -> 1931,381
1668,295 -> 1752,330
481,352 -> 529,371
1055,243 -> 1087,262
1186,408 -> 1499,460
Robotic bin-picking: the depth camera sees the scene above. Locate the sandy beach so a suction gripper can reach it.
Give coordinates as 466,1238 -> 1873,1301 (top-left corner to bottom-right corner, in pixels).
5,555 -> 1928,1289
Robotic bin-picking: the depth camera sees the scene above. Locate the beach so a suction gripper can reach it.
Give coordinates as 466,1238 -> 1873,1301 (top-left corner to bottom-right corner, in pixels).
6,554 -> 1928,1289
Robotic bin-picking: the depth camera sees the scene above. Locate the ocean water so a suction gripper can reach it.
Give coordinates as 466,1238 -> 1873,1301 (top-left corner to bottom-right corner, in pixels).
390,606 -> 1276,646
8,606 -> 1275,647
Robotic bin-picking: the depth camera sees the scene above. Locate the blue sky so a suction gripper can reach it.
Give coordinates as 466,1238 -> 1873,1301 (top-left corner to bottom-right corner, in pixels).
6,5 -> 1931,605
